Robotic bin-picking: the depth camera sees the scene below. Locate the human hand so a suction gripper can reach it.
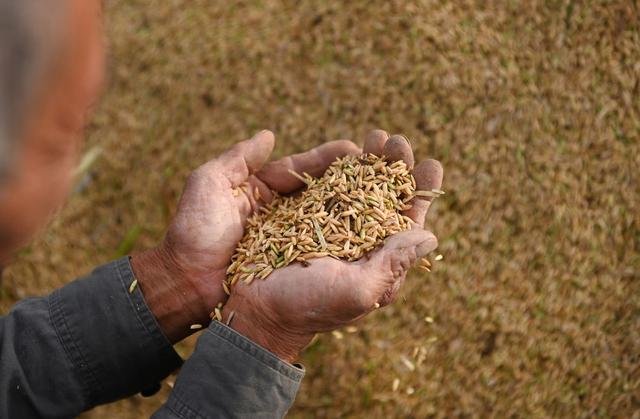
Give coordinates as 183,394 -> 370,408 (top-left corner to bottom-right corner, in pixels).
131,130 -> 360,342
222,130 -> 443,363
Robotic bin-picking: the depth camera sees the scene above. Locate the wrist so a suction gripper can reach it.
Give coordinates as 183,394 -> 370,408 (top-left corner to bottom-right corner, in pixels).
222,295 -> 312,364
130,245 -> 225,343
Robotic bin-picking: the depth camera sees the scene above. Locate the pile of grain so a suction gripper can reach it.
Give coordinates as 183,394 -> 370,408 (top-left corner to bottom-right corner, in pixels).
225,153 -> 438,289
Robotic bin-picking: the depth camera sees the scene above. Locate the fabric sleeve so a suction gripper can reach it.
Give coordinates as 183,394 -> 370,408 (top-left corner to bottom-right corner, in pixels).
152,321 -> 304,419
0,257 -> 182,418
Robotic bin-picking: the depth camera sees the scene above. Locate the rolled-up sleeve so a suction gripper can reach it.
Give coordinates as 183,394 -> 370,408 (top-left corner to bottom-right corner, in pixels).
153,321 -> 304,419
0,257 -> 182,418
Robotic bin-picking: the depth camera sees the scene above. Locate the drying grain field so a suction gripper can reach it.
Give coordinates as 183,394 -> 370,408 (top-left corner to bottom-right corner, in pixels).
1,0 -> 638,417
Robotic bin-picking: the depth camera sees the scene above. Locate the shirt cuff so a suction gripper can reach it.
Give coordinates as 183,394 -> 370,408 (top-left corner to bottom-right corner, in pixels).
156,321 -> 304,419
49,257 -> 183,408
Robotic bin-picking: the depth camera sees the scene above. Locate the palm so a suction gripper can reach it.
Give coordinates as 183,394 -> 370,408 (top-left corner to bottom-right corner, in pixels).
233,227 -> 436,333
166,172 -> 265,278
132,130 -> 439,348
160,131 -> 361,304
225,130 -> 443,354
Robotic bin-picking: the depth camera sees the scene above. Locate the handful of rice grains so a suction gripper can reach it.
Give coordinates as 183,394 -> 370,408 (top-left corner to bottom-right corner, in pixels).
224,153 -> 444,291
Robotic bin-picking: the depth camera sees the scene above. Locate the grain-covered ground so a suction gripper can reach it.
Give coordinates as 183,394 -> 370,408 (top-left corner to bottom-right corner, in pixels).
1,0 -> 639,417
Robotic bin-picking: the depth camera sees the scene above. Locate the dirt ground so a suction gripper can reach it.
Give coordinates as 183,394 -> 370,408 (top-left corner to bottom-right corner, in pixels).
1,0 -> 638,417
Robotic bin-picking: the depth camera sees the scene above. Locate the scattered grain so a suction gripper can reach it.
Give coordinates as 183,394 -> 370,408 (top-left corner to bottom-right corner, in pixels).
400,355 -> 416,371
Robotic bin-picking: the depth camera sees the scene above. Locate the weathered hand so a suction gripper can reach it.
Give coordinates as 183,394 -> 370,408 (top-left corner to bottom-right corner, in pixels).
131,130 -> 360,342
223,130 -> 444,362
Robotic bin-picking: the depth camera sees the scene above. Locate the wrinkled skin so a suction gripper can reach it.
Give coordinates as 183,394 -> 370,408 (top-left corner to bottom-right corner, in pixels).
131,131 -> 365,342
132,129 -> 443,354
165,131 -> 363,300
0,1 -> 443,362
221,130 -> 443,362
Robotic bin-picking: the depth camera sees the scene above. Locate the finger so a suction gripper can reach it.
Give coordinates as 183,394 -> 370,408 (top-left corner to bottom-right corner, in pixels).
354,229 -> 436,309
256,140 -> 361,193
360,228 -> 437,274
379,228 -> 437,259
403,159 -> 443,226
234,177 -> 275,217
248,177 -> 274,204
357,228 -> 437,274
383,135 -> 415,169
201,130 -> 275,187
362,129 -> 389,155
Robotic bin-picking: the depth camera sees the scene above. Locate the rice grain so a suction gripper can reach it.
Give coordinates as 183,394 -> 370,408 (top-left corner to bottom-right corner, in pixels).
225,154 -> 443,287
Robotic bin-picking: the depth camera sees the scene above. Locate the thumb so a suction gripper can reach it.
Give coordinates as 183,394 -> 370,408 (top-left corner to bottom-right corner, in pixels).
378,228 -> 438,261
358,228 -> 437,307
200,130 -> 275,186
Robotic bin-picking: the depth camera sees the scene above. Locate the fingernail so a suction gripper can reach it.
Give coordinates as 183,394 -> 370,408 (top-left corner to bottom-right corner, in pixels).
416,234 -> 438,257
253,129 -> 271,138
399,135 -> 411,145
383,135 -> 415,169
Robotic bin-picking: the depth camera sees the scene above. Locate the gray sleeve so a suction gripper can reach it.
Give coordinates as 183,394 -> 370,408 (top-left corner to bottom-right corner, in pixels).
153,321 -> 305,419
0,257 -> 183,418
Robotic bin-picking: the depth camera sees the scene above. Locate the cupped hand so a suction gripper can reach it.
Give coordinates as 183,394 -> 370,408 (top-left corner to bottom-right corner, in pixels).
131,130 -> 360,342
223,130 -> 444,362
